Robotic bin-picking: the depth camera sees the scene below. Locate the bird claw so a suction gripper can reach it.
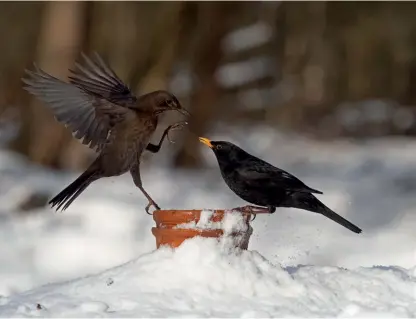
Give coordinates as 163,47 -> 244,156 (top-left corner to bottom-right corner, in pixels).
232,205 -> 273,222
145,201 -> 161,215
167,121 -> 188,144
167,133 -> 175,144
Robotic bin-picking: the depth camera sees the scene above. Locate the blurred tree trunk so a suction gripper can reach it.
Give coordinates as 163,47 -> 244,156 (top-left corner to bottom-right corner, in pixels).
267,2 -> 329,132
1,3 -> 43,146
174,2 -> 234,168
138,2 -> 187,163
87,2 -> 151,81
137,2 -> 184,96
87,2 -> 183,93
12,2 -> 87,169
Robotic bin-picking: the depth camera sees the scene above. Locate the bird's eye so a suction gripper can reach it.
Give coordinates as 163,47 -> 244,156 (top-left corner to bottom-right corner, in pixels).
216,145 -> 222,150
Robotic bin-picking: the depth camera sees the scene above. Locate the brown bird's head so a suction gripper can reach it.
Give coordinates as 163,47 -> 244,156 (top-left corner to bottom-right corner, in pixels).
149,90 -> 190,117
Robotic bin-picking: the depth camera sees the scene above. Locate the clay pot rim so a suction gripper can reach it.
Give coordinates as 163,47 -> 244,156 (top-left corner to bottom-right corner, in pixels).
152,209 -> 252,226
151,227 -> 248,236
152,209 -> 251,216
153,209 -> 231,213
152,227 -> 223,235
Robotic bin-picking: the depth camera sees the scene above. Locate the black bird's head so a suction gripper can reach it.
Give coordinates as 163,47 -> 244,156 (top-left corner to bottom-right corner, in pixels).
153,90 -> 190,117
198,137 -> 245,164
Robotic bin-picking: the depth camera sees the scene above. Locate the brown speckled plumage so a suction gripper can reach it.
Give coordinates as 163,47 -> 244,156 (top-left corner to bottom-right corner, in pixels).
22,53 -> 189,213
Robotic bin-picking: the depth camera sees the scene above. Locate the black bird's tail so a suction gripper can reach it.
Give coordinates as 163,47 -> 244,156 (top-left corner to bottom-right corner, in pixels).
49,169 -> 97,212
285,193 -> 362,234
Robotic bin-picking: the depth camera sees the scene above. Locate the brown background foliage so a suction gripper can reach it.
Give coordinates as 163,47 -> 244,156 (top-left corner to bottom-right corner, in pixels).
1,1 -> 416,170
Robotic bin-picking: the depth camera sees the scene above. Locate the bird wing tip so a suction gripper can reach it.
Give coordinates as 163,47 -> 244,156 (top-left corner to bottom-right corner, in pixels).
311,188 -> 324,195
21,77 -> 30,85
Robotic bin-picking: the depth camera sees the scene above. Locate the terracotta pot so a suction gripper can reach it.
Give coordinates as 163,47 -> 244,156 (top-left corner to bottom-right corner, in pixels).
151,209 -> 253,249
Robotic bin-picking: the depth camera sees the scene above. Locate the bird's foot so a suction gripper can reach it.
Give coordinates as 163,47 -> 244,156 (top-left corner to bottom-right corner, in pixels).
234,205 -> 272,214
145,200 -> 161,215
231,205 -> 274,222
167,121 -> 188,144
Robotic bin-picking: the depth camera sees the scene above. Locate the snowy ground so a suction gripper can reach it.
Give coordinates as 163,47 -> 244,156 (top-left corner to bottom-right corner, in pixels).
0,126 -> 415,316
0,238 -> 415,318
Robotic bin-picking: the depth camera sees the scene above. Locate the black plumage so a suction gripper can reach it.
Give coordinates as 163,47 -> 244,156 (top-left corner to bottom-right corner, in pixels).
199,137 -> 362,234
22,52 -> 189,213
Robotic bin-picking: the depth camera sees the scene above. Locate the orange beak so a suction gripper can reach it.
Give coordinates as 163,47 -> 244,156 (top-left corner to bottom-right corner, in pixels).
198,137 -> 213,148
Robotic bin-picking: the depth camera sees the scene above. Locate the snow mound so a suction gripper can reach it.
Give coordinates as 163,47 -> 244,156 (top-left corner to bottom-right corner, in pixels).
0,237 -> 414,318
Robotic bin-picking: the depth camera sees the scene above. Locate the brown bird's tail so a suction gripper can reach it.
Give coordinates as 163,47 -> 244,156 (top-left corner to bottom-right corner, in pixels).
284,193 -> 362,234
49,169 -> 97,212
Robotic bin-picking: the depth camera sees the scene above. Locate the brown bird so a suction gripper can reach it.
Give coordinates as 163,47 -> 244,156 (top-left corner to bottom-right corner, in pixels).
22,52 -> 189,213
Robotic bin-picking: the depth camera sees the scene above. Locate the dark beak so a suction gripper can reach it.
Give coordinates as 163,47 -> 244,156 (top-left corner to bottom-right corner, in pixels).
177,107 -> 191,117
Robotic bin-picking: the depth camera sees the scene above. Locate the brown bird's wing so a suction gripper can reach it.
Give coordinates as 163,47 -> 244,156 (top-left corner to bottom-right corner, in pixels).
22,65 -> 132,152
68,52 -> 138,108
237,162 -> 323,195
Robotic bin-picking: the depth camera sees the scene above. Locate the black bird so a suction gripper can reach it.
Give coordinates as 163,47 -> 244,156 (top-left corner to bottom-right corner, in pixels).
199,138 -> 362,234
22,52 -> 189,213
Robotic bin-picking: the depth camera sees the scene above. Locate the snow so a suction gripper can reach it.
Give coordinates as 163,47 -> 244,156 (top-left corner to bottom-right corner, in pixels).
0,125 -> 416,316
175,209 -> 248,234
175,209 -> 216,230
1,238 -> 415,317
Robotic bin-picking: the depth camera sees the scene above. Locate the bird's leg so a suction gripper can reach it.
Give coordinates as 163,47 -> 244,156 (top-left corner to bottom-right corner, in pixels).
138,185 -> 161,214
232,205 -> 272,214
165,121 -> 188,143
130,165 -> 161,214
250,205 -> 276,221
231,205 -> 275,222
146,121 -> 188,153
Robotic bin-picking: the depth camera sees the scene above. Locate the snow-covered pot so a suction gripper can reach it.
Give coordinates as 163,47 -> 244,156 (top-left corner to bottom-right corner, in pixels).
151,209 -> 253,249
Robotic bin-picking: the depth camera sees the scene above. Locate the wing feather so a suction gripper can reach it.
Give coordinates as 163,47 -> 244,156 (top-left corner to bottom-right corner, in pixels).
68,52 -> 137,107
237,162 -> 323,195
22,64 -> 130,152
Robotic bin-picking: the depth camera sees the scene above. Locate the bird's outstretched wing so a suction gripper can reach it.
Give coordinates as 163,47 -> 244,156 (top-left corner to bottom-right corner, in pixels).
22,64 -> 132,152
237,161 -> 323,195
68,52 -> 137,107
